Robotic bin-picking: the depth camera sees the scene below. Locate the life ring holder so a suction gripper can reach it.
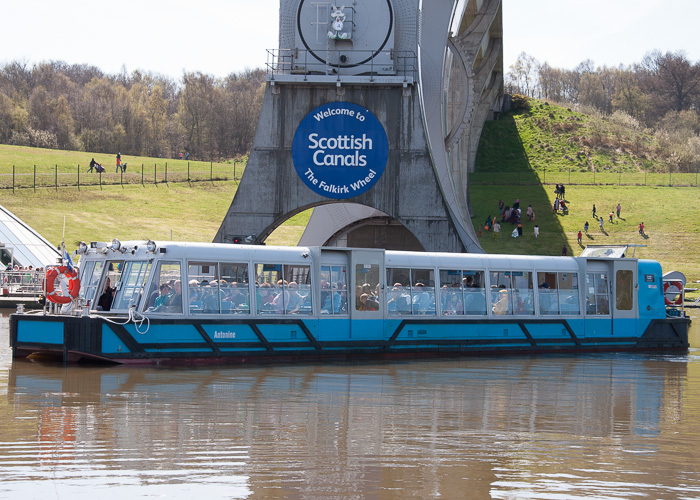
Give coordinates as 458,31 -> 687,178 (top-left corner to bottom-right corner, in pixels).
45,266 -> 80,304
664,281 -> 683,306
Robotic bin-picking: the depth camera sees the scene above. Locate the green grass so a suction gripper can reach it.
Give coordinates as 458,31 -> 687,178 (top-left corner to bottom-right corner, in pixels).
471,184 -> 698,279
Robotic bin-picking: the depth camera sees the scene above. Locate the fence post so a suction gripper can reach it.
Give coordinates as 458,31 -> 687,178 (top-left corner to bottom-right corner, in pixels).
99,171 -> 102,190
210,162 -> 213,182
120,167 -> 123,187
165,162 -> 168,183
187,162 -> 190,182
141,164 -> 144,186
12,165 -> 15,193
154,164 -> 157,185
55,164 -> 58,191
569,168 -> 571,184
78,165 -> 80,191
34,165 -> 36,192
234,160 -> 236,180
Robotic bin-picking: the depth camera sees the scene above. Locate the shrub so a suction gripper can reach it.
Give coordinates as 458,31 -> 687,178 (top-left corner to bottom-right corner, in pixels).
510,94 -> 531,112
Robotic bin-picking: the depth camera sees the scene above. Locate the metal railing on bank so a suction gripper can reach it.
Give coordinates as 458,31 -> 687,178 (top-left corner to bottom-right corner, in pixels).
0,161 -> 247,191
469,168 -> 700,187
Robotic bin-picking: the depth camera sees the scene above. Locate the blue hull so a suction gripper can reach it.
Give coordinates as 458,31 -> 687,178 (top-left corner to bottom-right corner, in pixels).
10,314 -> 690,365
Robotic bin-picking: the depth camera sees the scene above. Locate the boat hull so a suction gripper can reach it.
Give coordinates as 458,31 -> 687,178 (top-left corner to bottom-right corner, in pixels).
10,313 -> 690,365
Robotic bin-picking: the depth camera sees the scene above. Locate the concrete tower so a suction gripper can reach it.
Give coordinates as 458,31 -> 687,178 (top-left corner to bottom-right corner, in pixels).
214,0 -> 503,253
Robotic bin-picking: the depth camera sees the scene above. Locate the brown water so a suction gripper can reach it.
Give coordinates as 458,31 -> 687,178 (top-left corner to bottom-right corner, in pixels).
1,309 -> 700,499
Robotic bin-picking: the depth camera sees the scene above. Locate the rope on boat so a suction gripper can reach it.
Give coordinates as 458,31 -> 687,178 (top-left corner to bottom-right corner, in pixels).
90,301 -> 151,334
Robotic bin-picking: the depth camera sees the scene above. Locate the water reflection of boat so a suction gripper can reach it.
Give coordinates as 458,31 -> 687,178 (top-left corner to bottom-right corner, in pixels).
9,240 -> 690,365
7,354 -> 686,439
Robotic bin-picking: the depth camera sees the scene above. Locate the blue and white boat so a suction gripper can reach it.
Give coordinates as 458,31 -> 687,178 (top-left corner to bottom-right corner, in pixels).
9,240 -> 690,364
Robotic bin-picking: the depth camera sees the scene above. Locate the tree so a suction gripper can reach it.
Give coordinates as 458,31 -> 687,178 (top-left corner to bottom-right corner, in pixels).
639,50 -> 700,119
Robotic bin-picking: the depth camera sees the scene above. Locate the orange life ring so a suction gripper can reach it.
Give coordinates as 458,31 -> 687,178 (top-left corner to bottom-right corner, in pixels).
664,281 -> 683,306
45,266 -> 80,304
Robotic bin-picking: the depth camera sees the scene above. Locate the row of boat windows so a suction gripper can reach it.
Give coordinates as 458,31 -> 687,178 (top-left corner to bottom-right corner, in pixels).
79,259 -> 627,316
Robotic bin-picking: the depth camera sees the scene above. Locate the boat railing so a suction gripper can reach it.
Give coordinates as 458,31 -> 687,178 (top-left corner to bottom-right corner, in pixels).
1,270 -> 45,298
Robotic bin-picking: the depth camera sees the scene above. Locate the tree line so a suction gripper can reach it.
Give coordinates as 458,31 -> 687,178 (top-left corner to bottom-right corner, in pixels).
0,61 -> 266,161
506,50 -> 700,172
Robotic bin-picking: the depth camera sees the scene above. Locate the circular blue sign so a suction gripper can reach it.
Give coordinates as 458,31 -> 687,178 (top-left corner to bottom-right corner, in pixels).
292,102 -> 388,199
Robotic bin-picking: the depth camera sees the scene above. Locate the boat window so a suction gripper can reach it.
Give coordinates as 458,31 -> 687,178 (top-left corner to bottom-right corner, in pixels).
616,270 -> 633,311
586,272 -> 610,315
537,272 -> 559,315
320,265 -> 348,314
112,261 -> 151,310
490,271 -> 533,315
220,263 -> 250,314
95,261 -> 124,312
144,261 -> 183,314
537,272 -> 580,315
386,267 -> 435,315
79,260 -> 104,308
188,262 -> 220,314
558,272 -> 580,314
255,263 -> 312,315
438,270 -> 486,316
356,264 -> 380,312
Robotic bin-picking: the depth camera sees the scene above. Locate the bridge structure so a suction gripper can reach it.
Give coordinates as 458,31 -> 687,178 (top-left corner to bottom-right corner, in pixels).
215,0 -> 503,253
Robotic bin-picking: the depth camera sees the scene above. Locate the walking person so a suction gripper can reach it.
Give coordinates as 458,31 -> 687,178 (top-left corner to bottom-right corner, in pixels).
116,152 -> 121,173
493,221 -> 500,239
87,158 -> 97,173
592,204 -> 597,219
534,225 -> 539,238
584,221 -> 589,234
609,211 -> 614,224
639,222 -> 645,236
577,230 -> 582,245
616,203 -> 621,219
599,218 -> 604,232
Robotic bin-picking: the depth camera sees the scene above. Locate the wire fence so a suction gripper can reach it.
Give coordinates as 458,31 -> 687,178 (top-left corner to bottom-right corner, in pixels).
0,161 -> 247,191
469,168 -> 700,187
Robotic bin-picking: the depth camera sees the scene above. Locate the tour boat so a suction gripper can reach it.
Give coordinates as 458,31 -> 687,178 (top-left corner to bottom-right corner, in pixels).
9,240 -> 690,364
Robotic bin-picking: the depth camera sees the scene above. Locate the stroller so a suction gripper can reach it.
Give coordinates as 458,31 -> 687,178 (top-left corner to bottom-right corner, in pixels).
95,163 -> 105,173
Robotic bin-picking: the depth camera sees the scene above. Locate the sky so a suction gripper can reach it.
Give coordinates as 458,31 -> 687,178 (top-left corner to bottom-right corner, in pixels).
3,0 -> 700,81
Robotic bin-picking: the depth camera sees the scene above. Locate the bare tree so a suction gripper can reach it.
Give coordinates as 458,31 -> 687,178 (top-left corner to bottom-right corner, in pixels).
639,50 -> 700,118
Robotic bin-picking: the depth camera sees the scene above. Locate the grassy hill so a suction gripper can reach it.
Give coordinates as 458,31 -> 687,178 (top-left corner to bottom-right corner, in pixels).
0,99 -> 697,284
472,98 -> 699,281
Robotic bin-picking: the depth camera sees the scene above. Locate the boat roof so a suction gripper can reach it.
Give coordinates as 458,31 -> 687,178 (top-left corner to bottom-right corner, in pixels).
0,205 -> 61,268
